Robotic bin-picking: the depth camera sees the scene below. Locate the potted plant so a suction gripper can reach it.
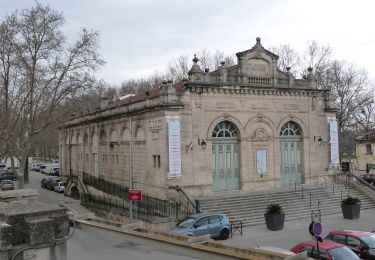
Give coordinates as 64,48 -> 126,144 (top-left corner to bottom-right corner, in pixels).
341,196 -> 361,219
264,203 -> 285,231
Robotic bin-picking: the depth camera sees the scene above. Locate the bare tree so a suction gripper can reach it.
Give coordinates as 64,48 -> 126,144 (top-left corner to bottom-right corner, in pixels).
324,61 -> 371,131
354,95 -> 375,133
270,44 -> 300,73
0,3 -> 104,187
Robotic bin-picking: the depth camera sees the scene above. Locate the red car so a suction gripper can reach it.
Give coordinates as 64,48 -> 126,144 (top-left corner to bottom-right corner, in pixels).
326,230 -> 375,259
291,240 -> 359,260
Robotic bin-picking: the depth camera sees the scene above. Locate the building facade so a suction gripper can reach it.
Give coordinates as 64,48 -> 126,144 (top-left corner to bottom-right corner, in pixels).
59,38 -> 337,199
355,131 -> 375,172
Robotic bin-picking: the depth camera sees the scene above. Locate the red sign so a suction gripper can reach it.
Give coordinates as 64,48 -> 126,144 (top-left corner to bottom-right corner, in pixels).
128,189 -> 142,201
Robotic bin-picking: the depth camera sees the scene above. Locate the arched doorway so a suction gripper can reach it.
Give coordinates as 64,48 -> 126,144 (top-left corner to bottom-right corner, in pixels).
212,121 -> 240,191
280,121 -> 303,185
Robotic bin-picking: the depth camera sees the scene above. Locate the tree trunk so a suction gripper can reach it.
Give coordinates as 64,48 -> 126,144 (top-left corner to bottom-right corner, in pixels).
24,156 -> 29,184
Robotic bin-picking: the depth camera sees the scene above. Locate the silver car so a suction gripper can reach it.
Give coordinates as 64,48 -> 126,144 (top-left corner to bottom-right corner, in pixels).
1,180 -> 14,191
169,212 -> 230,240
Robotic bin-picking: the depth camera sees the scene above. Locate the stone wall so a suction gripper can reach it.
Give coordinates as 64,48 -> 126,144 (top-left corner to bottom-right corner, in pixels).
0,201 -> 70,260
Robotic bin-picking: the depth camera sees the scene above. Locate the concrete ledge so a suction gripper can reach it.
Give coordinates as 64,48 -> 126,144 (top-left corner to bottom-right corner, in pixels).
70,212 -> 95,220
75,218 -> 296,260
285,252 -> 308,260
0,189 -> 39,203
187,234 -> 212,245
59,201 -> 77,214
121,221 -> 144,231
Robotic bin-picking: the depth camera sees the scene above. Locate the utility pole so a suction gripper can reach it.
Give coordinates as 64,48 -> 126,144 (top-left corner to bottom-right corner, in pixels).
128,117 -> 133,223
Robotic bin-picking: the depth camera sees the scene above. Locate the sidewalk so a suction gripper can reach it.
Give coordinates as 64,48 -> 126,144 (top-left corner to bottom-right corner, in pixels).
224,208 -> 375,250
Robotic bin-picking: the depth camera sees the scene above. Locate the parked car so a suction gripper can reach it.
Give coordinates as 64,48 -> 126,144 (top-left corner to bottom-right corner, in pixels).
290,240 -> 360,260
31,163 -> 43,171
1,180 -> 14,191
41,177 -> 52,188
0,171 -> 17,181
359,173 -> 375,185
49,167 -> 60,176
326,230 -> 375,259
34,163 -> 44,172
54,181 -> 66,193
169,212 -> 230,240
0,164 -> 7,174
40,165 -> 47,174
46,178 -> 60,191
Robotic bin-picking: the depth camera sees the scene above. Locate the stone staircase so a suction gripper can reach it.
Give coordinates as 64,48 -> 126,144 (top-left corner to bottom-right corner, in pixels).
198,183 -> 375,227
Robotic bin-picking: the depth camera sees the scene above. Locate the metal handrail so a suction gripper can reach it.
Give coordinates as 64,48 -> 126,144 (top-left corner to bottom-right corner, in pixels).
169,185 -> 200,213
340,172 -> 375,193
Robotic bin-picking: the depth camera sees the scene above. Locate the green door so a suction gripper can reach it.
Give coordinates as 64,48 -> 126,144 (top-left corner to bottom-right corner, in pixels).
280,121 -> 303,186
212,121 -> 240,191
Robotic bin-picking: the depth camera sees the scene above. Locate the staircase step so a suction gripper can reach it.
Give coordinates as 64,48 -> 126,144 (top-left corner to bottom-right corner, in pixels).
198,183 -> 375,227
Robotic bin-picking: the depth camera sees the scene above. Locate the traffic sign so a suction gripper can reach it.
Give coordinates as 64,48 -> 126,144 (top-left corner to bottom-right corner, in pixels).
309,221 -> 323,237
128,189 -> 142,201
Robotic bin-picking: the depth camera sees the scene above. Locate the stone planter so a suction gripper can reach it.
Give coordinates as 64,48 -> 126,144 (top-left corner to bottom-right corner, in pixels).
341,204 -> 361,219
264,213 -> 285,231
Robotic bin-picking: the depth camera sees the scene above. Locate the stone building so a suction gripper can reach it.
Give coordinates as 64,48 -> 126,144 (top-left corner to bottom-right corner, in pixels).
355,130 -> 375,172
59,38 -> 337,199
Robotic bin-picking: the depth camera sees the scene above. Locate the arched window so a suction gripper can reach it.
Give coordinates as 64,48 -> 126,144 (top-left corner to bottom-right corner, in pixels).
135,127 -> 146,141
83,133 -> 88,145
280,121 -> 301,136
212,121 -> 238,138
99,129 -> 107,145
122,128 -> 131,142
110,129 -> 118,143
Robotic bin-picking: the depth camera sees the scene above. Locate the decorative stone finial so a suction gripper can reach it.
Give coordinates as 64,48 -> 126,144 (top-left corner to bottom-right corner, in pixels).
256,37 -> 261,44
307,67 -> 313,72
220,61 -> 225,66
286,67 -> 291,72
192,54 -> 199,64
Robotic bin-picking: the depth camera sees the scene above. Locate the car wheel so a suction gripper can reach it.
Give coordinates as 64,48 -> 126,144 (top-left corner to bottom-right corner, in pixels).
219,229 -> 230,240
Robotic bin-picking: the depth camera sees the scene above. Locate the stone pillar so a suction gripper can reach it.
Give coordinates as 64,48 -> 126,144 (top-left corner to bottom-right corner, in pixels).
0,201 -> 70,260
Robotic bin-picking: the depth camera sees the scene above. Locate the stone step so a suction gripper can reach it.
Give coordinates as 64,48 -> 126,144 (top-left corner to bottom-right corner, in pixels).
198,183 -> 375,227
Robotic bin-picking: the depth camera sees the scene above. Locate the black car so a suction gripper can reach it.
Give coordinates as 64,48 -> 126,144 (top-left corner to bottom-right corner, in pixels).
0,171 -> 17,181
50,168 -> 60,177
41,177 -> 52,188
46,178 -> 60,190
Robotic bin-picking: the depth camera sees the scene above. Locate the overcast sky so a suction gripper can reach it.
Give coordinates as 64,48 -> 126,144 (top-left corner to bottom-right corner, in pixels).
1,0 -> 375,85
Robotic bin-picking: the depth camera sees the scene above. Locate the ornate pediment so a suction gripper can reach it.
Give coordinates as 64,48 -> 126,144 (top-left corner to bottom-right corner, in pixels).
242,58 -> 272,78
251,128 -> 270,142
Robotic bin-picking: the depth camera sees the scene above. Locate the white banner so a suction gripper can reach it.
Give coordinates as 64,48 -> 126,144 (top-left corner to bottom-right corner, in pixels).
167,117 -> 182,176
329,119 -> 340,166
256,149 -> 267,174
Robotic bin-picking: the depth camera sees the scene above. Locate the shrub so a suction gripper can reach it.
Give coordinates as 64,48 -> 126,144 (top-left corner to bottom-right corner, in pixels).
265,203 -> 283,214
342,196 -> 361,205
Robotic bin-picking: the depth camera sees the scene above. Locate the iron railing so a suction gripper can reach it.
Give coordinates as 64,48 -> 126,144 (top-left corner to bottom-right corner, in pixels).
79,172 -> 196,223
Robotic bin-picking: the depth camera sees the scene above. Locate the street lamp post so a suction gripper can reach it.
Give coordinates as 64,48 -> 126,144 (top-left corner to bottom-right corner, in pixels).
128,117 -> 133,223
69,145 -> 72,177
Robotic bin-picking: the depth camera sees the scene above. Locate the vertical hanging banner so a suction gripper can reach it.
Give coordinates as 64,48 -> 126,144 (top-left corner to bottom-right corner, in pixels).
167,116 -> 182,177
256,149 -> 267,174
329,118 -> 340,166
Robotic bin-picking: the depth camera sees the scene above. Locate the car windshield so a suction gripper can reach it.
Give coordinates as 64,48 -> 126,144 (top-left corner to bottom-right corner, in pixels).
361,234 -> 375,248
176,217 -> 196,228
329,247 -> 360,260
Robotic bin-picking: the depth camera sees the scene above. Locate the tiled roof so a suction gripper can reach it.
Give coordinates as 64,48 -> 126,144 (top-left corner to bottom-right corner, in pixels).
107,82 -> 185,110
356,130 -> 375,141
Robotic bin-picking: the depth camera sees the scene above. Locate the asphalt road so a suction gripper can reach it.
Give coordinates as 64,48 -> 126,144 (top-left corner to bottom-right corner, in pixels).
26,171 -> 200,260
25,170 -> 375,257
